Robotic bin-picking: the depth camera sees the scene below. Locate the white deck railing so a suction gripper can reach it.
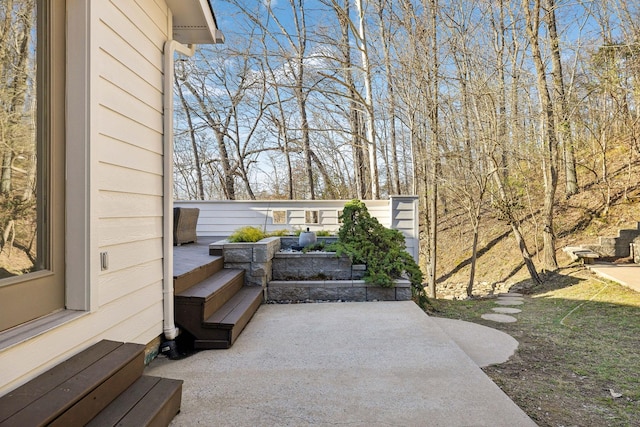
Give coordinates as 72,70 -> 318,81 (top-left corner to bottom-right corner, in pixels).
174,196 -> 420,262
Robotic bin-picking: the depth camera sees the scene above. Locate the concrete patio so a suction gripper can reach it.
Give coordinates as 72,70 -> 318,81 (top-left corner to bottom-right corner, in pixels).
145,301 -> 535,426
588,262 -> 640,293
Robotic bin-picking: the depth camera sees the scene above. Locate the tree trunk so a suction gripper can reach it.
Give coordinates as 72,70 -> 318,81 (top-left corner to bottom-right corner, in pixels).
355,0 -> 379,199
427,0 -> 439,298
0,150 -> 12,195
334,1 -> 367,199
289,0 -> 314,200
181,80 -> 236,199
467,207 -> 481,298
297,89 -> 315,200
524,0 -> 558,271
375,0 -> 401,195
491,159 -> 542,285
545,0 -> 578,197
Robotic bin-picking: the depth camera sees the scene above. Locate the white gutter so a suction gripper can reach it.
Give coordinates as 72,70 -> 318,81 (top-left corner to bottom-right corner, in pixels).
163,40 -> 196,340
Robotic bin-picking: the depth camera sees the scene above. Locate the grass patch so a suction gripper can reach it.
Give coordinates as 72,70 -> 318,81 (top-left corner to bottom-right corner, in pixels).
430,269 -> 640,426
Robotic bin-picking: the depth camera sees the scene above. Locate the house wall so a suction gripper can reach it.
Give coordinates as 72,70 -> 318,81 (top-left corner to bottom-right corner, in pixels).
174,196 -> 420,261
0,0 -> 171,394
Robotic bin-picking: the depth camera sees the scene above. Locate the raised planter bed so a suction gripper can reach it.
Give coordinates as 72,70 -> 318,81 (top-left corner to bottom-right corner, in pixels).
210,236 -> 412,303
279,236 -> 338,250
209,237 -> 281,287
272,252 -> 365,281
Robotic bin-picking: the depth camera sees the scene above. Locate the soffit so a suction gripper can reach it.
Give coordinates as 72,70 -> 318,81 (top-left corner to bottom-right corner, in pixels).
166,0 -> 225,44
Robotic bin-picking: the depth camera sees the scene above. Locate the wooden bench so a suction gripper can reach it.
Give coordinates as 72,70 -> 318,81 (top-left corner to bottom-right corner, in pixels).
0,340 -> 182,427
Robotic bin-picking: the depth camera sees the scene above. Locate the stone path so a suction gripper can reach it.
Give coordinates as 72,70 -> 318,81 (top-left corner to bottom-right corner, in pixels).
481,292 -> 524,323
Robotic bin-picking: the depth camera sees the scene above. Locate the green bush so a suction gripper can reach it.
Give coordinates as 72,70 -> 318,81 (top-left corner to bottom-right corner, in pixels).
335,199 -> 428,308
228,226 -> 266,243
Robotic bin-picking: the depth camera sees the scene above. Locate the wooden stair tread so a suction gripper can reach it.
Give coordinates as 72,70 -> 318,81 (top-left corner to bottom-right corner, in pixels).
176,269 -> 244,300
0,341 -> 144,427
86,376 -> 182,427
173,256 -> 224,294
173,255 -> 223,280
203,286 -> 263,328
0,340 -> 121,422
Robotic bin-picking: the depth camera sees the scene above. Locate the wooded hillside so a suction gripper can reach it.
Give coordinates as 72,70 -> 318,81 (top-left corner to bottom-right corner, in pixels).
174,0 -> 639,295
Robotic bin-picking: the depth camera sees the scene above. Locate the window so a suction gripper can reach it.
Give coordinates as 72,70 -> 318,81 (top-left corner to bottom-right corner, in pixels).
305,210 -> 319,225
272,210 -> 287,225
0,0 -> 65,332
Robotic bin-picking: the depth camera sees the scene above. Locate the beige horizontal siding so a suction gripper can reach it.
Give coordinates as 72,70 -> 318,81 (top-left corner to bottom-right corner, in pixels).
97,163 -> 163,196
99,192 -> 163,218
0,0 -> 171,396
97,107 -> 163,155
96,14 -> 163,92
98,217 -> 163,246
99,260 -> 163,304
97,137 -> 164,174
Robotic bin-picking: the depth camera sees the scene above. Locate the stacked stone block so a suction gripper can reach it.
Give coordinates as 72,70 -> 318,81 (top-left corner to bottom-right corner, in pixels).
210,237 -> 281,288
267,279 -> 412,302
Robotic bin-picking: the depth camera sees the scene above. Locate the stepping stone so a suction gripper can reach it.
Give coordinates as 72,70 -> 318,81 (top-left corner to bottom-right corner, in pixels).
498,292 -> 523,297
495,299 -> 524,306
493,307 -> 522,314
497,297 -> 524,302
481,313 -> 518,323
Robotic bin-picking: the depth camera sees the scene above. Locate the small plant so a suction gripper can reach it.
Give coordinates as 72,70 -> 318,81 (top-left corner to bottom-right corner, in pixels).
301,241 -> 326,253
334,199 -> 428,308
316,230 -> 333,237
228,226 -> 266,243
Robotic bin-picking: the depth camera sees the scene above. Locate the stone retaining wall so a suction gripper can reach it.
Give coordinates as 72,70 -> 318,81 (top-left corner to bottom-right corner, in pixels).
210,236 -> 413,302
272,252 -> 365,281
267,280 -> 412,302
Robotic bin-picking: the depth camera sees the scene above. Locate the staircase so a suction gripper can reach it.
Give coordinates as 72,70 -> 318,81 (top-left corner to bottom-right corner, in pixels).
0,340 -> 182,427
584,222 -> 640,258
173,250 -> 263,350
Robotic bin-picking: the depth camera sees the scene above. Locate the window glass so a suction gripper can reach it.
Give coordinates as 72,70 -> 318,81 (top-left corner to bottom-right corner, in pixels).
0,1 -> 42,279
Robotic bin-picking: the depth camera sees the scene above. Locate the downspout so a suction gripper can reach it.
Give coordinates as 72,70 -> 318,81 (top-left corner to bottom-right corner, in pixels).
163,40 -> 195,342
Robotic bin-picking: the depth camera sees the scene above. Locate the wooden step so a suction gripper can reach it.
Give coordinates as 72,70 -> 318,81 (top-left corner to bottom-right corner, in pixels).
174,256 -> 224,294
203,286 -> 263,328
174,270 -> 246,340
176,269 -> 245,320
194,286 -> 263,349
86,376 -> 182,427
0,340 -> 144,427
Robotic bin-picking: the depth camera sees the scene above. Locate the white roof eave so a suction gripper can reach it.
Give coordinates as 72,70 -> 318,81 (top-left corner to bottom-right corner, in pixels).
166,0 -> 225,44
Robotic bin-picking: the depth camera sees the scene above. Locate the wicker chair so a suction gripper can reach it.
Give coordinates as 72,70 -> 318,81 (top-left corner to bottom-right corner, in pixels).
173,207 -> 199,246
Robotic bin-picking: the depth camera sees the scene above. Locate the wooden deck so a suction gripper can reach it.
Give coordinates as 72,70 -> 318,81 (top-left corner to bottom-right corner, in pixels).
173,237 -> 225,278
0,340 -> 182,427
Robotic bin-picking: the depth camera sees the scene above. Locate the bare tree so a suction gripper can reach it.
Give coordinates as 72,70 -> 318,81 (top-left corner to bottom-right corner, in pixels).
374,0 -> 401,195
355,0 -> 380,199
175,71 -> 205,200
523,0 -> 559,271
